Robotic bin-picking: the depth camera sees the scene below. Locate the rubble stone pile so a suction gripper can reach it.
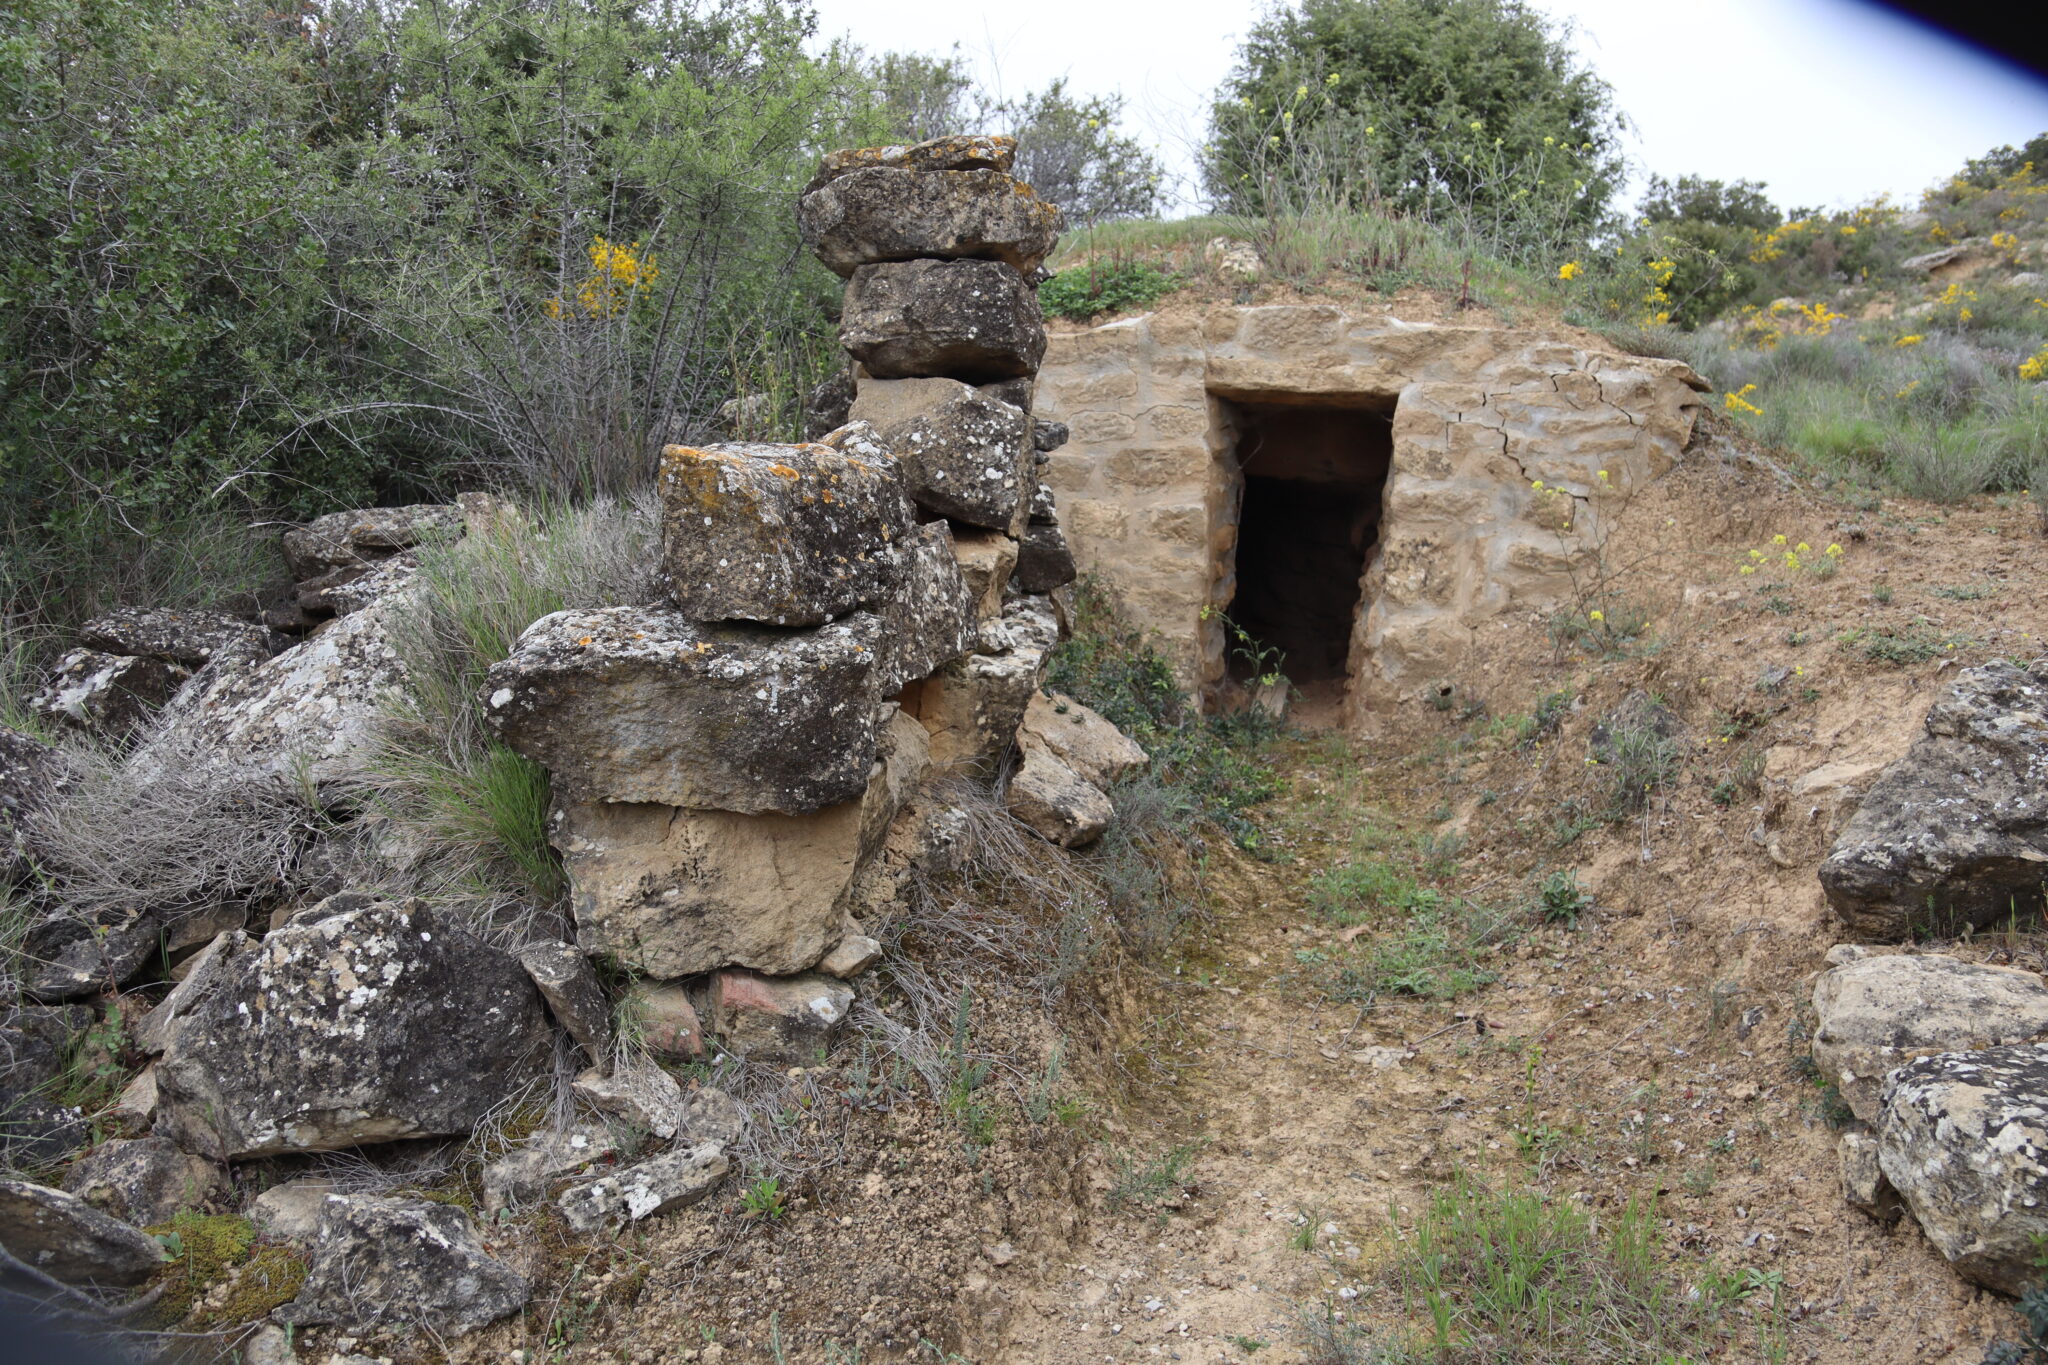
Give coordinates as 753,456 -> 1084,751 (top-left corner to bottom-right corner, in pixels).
0,133 -> 1150,1343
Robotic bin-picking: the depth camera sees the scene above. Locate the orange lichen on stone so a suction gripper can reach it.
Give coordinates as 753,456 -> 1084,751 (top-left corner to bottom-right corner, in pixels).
769,465 -> 801,480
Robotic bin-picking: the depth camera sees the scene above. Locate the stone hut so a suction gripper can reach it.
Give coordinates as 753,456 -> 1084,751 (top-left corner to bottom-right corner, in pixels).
1032,306 -> 1709,721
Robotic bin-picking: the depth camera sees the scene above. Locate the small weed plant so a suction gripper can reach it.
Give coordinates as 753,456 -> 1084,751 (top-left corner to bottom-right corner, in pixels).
741,1175 -> 787,1221
1534,870 -> 1592,926
1038,260 -> 1182,321
1391,1176 -> 1758,1363
1109,1142 -> 1204,1213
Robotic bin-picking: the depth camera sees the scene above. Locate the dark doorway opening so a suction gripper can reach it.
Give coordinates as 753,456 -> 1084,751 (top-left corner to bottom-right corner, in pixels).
1223,399 -> 1393,694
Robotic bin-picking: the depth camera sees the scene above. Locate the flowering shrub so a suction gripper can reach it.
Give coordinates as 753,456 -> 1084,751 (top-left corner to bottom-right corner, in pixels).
545,237 -> 660,320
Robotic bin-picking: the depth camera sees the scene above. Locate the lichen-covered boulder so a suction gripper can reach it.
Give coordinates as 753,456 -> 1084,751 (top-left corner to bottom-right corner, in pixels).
1019,691 -> 1148,789
850,377 -> 1035,531
1,725 -> 68,882
805,134 -> 1015,192
1014,484 -> 1078,594
485,606 -> 883,814
874,521 -> 978,697
280,1195 -> 527,1336
840,259 -> 1046,383
30,649 -> 188,738
0,1179 -> 165,1286
280,504 -> 462,580
61,1136 -> 228,1226
803,368 -> 857,441
550,709 -> 929,978
155,900 -> 550,1159
76,608 -> 274,668
1878,1043 -> 2048,1294
1812,953 -> 2048,1122
556,1142 -> 729,1234
657,442 -> 914,626
134,584 -> 413,788
800,165 -> 1062,279
1820,661 -> 2048,939
20,903 -> 160,1002
0,1005 -> 90,1164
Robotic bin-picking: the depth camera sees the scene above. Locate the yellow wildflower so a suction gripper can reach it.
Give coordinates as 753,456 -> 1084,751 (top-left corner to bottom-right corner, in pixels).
1588,610 -> 1605,623
1772,534 -> 1787,546
1895,334 -> 1924,347
1558,261 -> 1581,281
1826,543 -> 1844,558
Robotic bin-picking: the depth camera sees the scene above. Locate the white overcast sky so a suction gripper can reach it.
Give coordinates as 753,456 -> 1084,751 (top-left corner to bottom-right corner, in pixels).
804,0 -> 2048,216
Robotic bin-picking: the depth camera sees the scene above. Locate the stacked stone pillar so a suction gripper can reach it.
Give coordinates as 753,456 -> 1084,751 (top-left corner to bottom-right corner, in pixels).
798,134 -> 1082,775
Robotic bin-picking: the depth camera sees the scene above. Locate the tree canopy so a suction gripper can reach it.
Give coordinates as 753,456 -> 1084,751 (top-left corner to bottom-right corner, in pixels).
1203,0 -> 1626,254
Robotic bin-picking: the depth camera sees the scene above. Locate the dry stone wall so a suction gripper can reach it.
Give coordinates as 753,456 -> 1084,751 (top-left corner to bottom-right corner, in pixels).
1033,308 -> 1708,715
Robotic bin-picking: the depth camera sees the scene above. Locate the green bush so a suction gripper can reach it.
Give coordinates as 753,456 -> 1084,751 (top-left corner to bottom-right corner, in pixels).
1204,0 -> 1626,260
1038,260 -> 1183,320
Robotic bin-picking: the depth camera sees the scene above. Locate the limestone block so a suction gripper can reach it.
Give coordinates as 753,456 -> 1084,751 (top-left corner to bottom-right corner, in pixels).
806,134 -> 1014,190
1139,404 -> 1209,441
281,1196 -> 527,1336
485,606 -> 883,815
1042,451 -> 1098,496
77,608 -> 274,668
904,598 -> 1057,774
557,1142 -> 729,1233
950,529 -> 1019,619
1064,500 -> 1129,544
711,969 -> 854,1062
627,982 -> 706,1059
1006,742 -> 1112,848
1064,371 -> 1139,408
1812,953 -> 2048,1122
557,800 -> 857,979
874,520 -> 979,695
1068,411 -> 1137,444
516,941 -> 614,1066
135,581 -> 413,788
841,259 -> 1045,383
799,166 -> 1061,278
1103,445 -> 1209,493
657,441 -> 914,626
550,710 -> 928,978
1018,691 -> 1148,788
281,504 -> 462,580
1236,306 -> 1344,355
851,377 -> 1034,530
1143,503 -> 1209,550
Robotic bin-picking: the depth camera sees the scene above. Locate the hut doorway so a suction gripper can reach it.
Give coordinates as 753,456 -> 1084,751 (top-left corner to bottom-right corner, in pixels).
1220,398 -> 1394,717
